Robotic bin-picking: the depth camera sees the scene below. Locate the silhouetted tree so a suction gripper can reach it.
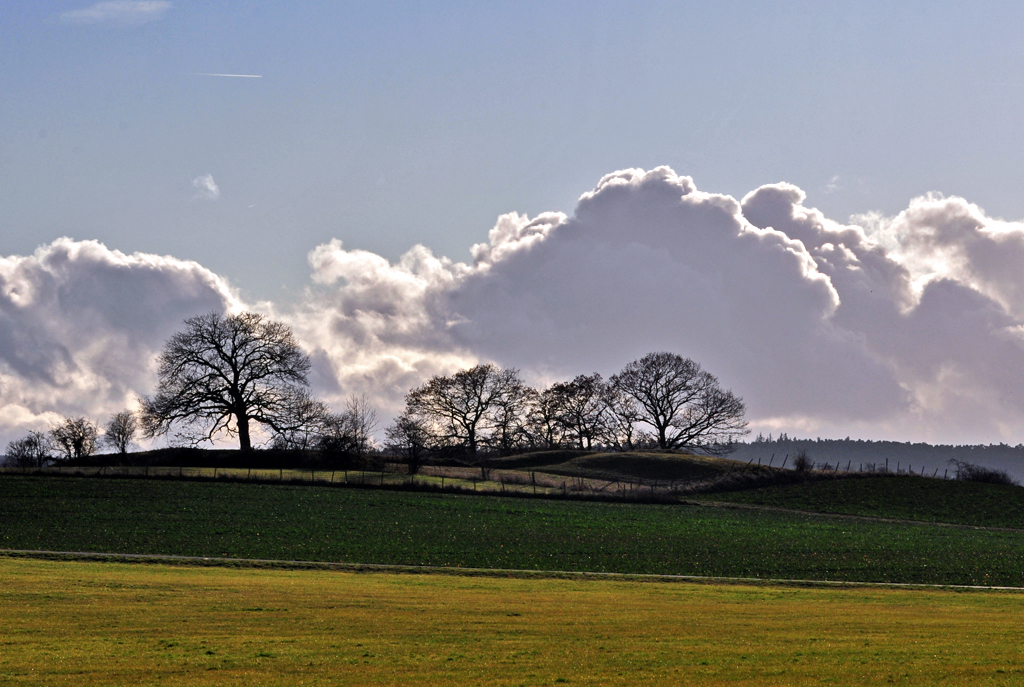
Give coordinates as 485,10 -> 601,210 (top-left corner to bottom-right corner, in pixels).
141,312 -> 316,451
547,373 -> 608,450
385,411 -> 430,474
600,384 -> 644,450
529,386 -> 569,449
316,395 -> 379,458
405,364 -> 516,458
486,371 -> 537,456
103,410 -> 138,455
268,392 -> 332,450
610,352 -> 747,453
50,416 -> 99,461
5,431 -> 54,468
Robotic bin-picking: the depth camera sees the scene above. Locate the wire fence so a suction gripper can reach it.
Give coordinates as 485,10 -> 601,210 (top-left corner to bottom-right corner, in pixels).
0,455 -> 975,502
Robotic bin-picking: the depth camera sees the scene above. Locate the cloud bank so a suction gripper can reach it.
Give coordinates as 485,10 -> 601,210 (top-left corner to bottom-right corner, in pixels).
0,239 -> 238,439
5,167 -> 1024,449
292,167 -> 1024,445
60,1 -> 171,26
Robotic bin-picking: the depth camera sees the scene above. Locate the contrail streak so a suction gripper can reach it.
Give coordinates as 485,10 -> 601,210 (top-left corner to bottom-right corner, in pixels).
197,73 -> 263,78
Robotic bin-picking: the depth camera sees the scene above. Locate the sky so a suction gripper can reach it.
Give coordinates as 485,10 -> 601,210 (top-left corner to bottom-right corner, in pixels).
4,1 -> 1024,449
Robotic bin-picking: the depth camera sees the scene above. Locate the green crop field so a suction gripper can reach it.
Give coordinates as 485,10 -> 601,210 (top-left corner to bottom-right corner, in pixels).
701,474 -> 1024,529
2,475 -> 1023,586
2,557 -> 1022,686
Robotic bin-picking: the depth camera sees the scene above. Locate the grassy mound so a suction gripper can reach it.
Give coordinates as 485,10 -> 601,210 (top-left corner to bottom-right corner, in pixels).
482,449 -> 594,469
702,474 -> 1024,529
535,451 -> 741,482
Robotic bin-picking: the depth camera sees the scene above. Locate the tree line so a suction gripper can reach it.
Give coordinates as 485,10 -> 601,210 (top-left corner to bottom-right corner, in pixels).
729,433 -> 1024,483
5,412 -> 137,467
387,352 -> 747,473
4,312 -> 748,468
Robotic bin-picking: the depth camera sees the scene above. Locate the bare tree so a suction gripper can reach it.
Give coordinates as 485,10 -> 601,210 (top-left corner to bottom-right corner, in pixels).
405,364 -> 510,458
50,416 -> 99,462
600,384 -> 643,450
315,395 -> 380,456
340,394 -> 379,454
610,352 -> 747,453
486,371 -> 537,456
269,393 -> 332,450
269,392 -> 380,471
141,312 -> 317,451
385,411 -> 430,474
546,373 -> 608,450
529,386 -> 568,449
5,431 -> 54,468
103,410 -> 138,455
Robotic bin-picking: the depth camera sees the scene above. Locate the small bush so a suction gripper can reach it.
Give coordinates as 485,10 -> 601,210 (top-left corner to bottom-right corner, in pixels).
792,449 -> 813,473
951,460 -> 1018,486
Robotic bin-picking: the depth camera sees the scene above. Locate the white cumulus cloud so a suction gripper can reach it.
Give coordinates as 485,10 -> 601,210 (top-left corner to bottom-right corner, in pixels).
60,1 -> 171,26
0,238 -> 239,446
292,167 -> 1024,445
192,174 -> 220,200
6,167 -> 1024,451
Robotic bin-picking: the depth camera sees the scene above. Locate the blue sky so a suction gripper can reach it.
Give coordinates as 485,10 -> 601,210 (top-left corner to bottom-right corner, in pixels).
5,1 -> 1024,300
6,1 -> 1024,449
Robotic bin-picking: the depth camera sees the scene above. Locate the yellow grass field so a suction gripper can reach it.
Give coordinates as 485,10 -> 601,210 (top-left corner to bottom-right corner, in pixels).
1,558 -> 1022,685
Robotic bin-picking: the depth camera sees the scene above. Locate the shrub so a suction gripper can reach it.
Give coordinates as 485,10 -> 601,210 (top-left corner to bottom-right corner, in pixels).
950,460 -> 1018,486
792,449 -> 813,473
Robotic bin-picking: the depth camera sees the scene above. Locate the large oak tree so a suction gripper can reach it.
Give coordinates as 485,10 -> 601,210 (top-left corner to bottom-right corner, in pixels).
141,311 -> 316,451
610,352 -> 747,453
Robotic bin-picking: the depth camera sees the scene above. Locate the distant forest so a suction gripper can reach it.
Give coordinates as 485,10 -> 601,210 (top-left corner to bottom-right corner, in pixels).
730,434 -> 1024,480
